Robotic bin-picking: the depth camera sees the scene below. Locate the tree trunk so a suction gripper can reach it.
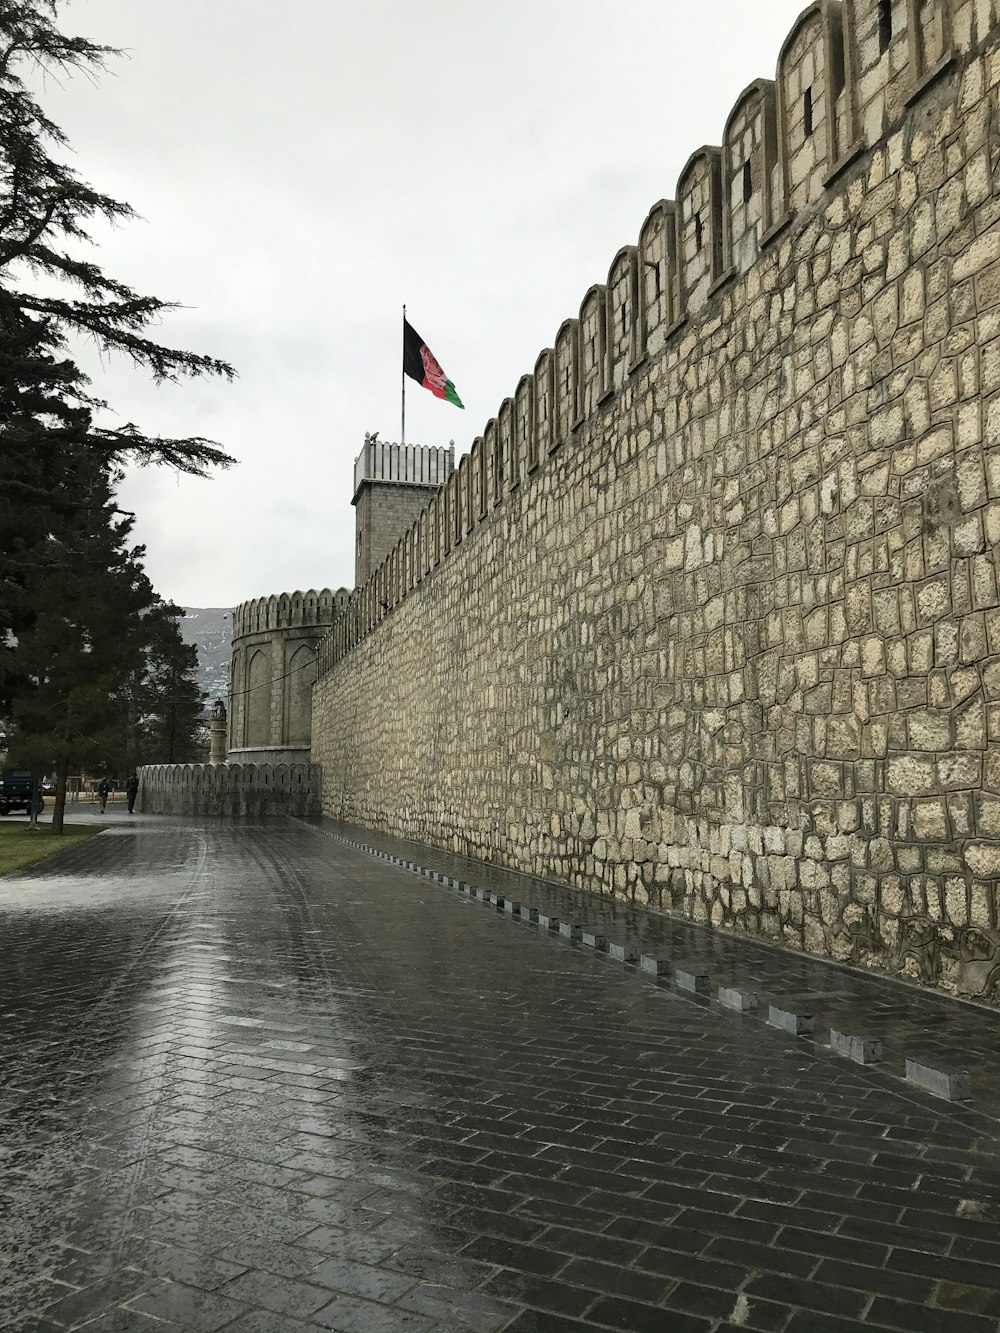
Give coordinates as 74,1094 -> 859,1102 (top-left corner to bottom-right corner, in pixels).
52,757 -> 69,834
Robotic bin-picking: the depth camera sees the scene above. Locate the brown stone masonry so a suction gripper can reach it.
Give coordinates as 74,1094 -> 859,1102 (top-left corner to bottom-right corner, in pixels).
313,0 -> 1000,1000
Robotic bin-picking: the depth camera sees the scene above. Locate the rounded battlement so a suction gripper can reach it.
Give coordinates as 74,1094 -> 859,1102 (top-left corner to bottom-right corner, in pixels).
228,586 -> 351,761
231,588 -> 350,641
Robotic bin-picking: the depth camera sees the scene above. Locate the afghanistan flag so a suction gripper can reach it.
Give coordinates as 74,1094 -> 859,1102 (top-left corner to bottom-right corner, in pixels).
403,319 -> 464,408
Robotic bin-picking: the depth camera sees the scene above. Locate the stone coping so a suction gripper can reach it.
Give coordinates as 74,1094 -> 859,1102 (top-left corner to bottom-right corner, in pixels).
297,816 -> 1000,1130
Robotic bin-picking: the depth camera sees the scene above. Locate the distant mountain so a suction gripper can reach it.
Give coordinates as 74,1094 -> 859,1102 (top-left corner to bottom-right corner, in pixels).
180,608 -> 232,704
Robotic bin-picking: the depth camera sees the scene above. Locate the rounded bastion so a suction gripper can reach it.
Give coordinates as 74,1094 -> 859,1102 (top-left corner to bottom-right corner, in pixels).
227,587 -> 349,765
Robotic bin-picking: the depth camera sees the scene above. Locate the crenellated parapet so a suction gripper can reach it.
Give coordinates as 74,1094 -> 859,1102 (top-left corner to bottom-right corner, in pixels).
232,588 -> 349,640
318,0 -> 988,677
138,762 -> 321,818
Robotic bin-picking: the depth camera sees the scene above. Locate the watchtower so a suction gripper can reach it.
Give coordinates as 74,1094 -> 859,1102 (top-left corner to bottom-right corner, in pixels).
353,435 -> 454,587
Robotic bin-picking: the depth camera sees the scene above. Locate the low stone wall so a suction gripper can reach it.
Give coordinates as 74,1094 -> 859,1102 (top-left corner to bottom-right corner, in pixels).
138,763 -> 321,818
226,746 -> 311,768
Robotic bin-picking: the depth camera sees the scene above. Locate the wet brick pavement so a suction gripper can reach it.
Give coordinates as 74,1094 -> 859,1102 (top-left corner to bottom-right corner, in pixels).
318,819 -> 1000,1123
2,813 -> 1000,1332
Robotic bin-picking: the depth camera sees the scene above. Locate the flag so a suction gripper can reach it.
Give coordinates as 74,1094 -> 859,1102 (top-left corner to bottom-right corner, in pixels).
403,319 -> 464,408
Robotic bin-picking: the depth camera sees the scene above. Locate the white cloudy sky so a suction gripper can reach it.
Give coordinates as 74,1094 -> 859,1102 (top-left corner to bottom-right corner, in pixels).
45,0 -> 807,608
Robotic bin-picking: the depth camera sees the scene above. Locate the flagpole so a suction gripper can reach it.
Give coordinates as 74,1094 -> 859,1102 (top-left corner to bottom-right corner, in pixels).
401,303 -> 406,446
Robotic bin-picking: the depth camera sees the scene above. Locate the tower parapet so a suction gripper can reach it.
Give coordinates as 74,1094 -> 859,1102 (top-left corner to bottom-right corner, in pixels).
353,437 -> 454,586
227,587 -> 349,765
232,587 -> 348,640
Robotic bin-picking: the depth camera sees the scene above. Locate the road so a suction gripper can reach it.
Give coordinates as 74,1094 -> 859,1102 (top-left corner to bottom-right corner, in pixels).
2,815 -> 1000,1332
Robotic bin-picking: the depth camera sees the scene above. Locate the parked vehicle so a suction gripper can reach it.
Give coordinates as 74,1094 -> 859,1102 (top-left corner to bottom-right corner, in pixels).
0,770 -> 36,816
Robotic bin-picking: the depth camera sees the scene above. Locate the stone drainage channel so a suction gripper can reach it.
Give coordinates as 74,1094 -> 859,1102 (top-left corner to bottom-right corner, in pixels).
305,824 -> 993,1115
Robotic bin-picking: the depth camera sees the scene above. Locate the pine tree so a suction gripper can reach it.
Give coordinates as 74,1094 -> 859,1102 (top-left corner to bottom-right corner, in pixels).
6,453 -> 163,830
0,1 -> 236,453
1,2 -> 238,791
0,1 -> 236,654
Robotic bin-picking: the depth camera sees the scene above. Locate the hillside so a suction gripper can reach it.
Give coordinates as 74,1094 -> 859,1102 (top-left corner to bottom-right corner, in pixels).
180,608 -> 232,704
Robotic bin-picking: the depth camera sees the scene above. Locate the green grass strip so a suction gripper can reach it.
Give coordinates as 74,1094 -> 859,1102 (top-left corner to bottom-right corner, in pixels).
0,824 -> 104,878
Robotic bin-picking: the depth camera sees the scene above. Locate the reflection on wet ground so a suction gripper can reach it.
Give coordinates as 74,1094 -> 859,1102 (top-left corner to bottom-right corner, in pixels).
2,814 -> 1000,1332
324,817 -> 1000,1121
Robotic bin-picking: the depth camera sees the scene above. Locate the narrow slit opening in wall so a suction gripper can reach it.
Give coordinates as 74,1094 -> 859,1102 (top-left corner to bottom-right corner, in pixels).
742,159 -> 752,203
829,14 -> 847,96
644,259 -> 661,302
878,0 -> 892,53
620,301 -> 628,336
803,86 -> 813,137
694,211 -> 703,252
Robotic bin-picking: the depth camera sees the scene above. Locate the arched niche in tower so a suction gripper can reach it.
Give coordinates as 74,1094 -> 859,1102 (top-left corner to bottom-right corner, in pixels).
286,642 -> 316,746
246,648 -> 270,748
227,650 -> 239,750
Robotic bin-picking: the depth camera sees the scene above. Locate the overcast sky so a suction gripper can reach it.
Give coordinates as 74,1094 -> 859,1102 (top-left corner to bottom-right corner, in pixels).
46,0 -> 808,609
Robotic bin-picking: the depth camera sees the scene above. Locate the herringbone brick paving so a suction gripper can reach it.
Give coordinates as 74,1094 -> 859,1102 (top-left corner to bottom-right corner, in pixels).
1,815 -> 999,1331
322,818 -> 1000,1119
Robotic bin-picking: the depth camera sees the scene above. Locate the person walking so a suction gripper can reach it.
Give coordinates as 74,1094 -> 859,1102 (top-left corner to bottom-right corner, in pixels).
97,777 -> 110,814
125,774 -> 139,814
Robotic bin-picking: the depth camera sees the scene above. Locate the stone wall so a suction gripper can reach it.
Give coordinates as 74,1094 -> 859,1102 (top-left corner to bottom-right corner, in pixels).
313,0 -> 1000,999
139,763 -> 321,818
